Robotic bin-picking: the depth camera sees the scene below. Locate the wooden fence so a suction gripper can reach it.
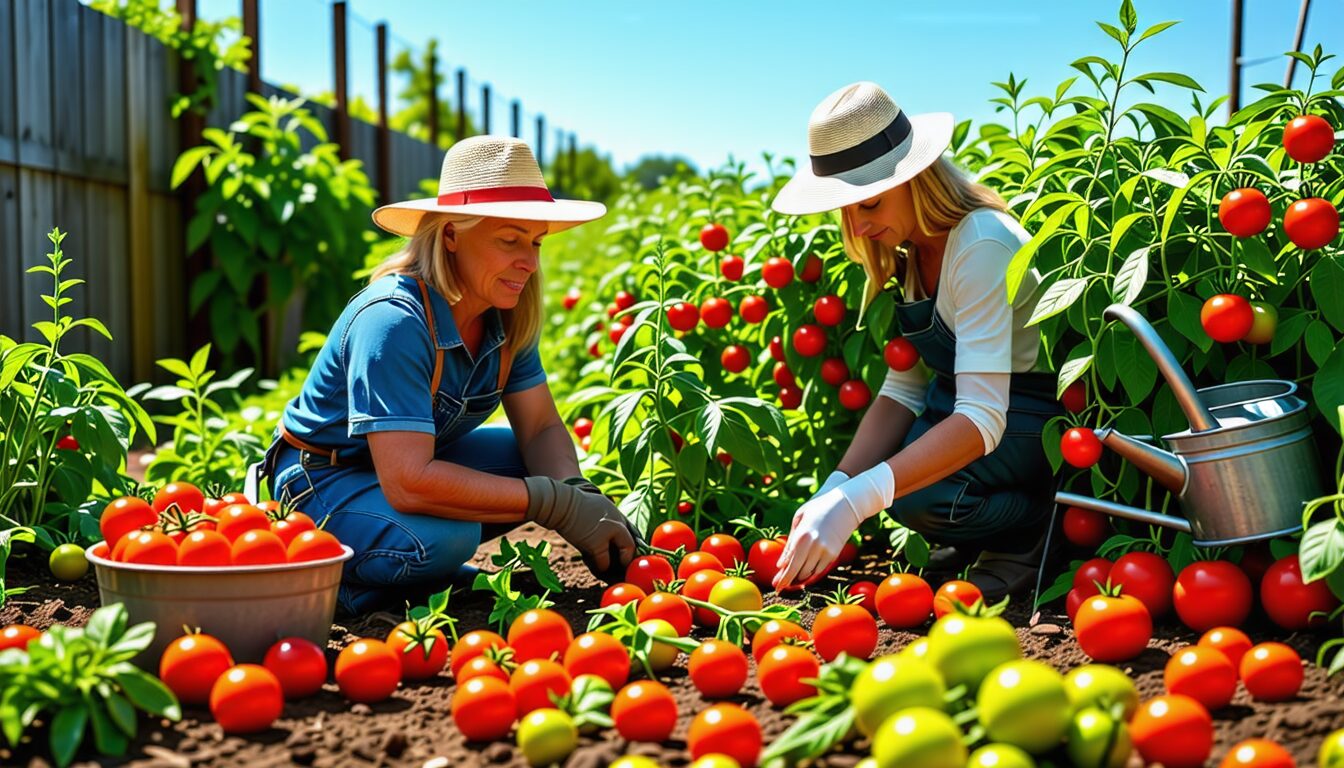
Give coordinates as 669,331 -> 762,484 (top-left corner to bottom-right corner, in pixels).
0,0 -> 581,384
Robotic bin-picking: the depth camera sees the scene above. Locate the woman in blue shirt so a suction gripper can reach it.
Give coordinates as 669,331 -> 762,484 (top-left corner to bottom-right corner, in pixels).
258,136 -> 639,615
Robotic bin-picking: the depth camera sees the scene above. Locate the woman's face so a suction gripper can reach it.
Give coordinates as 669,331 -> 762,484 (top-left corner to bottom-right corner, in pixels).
446,217 -> 546,310
843,183 -> 915,249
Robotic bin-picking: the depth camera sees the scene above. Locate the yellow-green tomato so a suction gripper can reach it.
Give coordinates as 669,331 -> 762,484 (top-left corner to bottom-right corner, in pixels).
49,543 -> 88,581
977,660 -> 1071,754
852,655 -> 946,737
1244,302 -> 1278,345
708,576 -> 762,613
1066,707 -> 1132,768
638,619 -> 681,671
517,708 -> 577,767
1064,664 -> 1139,720
900,636 -> 930,661
926,613 -> 1021,692
690,755 -> 742,768
1320,728 -> 1344,768
855,759 -> 877,768
610,757 -> 662,768
872,706 -> 967,768
968,743 -> 1036,768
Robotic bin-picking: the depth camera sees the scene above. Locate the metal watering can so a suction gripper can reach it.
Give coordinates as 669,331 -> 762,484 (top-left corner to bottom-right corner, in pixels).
1055,304 -> 1327,546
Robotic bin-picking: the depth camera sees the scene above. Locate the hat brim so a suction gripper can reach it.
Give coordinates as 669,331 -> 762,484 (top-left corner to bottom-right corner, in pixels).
371,198 -> 608,238
771,112 -> 955,216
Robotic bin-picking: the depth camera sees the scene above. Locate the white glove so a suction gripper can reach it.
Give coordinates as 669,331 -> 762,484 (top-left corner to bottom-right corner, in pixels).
786,470 -> 850,536
774,462 -> 896,589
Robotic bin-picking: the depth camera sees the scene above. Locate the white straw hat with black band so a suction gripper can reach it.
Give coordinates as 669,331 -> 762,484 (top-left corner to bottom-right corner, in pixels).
372,135 -> 607,237
771,82 -> 954,215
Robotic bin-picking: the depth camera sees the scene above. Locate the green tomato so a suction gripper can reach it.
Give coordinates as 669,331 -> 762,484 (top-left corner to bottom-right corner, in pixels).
49,543 -> 88,581
977,660 -> 1070,754
900,637 -> 930,661
1319,728 -> 1344,768
1245,302 -> 1278,345
708,576 -> 763,613
852,655 -> 946,737
926,614 -> 1021,692
1066,707 -> 1132,768
855,760 -> 878,768
611,758 -> 662,768
1064,664 -> 1139,720
517,708 -> 577,767
690,756 -> 742,768
968,743 -> 1036,768
638,618 -> 680,671
872,706 -> 967,768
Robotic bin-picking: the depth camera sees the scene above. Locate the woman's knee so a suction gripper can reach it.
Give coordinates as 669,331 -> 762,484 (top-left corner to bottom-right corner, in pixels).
326,507 -> 482,587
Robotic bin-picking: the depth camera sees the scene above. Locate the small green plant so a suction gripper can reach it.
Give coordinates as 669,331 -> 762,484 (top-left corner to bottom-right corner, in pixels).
0,527 -> 36,609
0,603 -> 181,767
472,538 -> 566,631
1298,406 -> 1344,673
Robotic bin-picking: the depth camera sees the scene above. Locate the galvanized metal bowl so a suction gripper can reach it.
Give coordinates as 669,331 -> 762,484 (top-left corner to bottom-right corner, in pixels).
86,541 -> 352,666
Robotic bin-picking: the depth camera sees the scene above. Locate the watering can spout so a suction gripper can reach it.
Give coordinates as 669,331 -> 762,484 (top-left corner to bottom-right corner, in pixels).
1056,492 -> 1193,534
1094,427 -> 1188,493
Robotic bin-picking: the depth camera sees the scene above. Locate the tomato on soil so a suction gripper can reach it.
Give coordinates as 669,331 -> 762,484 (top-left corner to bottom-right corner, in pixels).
688,640 -> 749,699
1240,642 -> 1304,702
209,664 -> 283,734
700,223 -> 730,252
388,621 -> 448,680
678,551 -> 725,579
48,543 -> 87,581
457,655 -> 508,684
509,659 -> 571,716
100,496 -> 158,549
750,619 -> 809,664
1063,505 -> 1109,548
450,630 -> 507,678
0,624 -> 41,652
452,676 -> 516,741
1221,739 -> 1297,768
1197,626 -> 1253,670
1061,427 -> 1103,468
682,569 -> 727,627
812,602 -> 878,661
160,632 -> 234,705
600,582 -> 646,608
153,482 -> 205,515
700,533 -> 745,568
1109,551 -> 1174,618
701,297 -> 733,329
758,644 -> 820,706
1201,294 -> 1254,343
1219,188 -> 1272,237
335,638 -> 401,703
611,680 -> 678,742
1173,560 -> 1252,631
1260,554 -> 1339,630
1074,594 -> 1152,662
847,581 -> 878,614
1130,694 -> 1213,768
689,703 -> 762,766
508,609 -> 574,663
708,576 -> 763,614
636,592 -> 694,637
933,579 -> 982,618
875,572 -> 934,628
747,538 -> 786,589
762,256 -> 794,288
650,520 -> 697,552
1165,646 -> 1237,710
1073,557 -> 1113,596
263,637 -> 328,699
625,554 -> 676,594
562,632 -> 630,690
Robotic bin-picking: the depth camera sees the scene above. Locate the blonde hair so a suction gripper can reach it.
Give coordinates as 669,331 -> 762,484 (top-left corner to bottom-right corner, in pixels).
369,214 -> 543,354
841,157 -> 1010,309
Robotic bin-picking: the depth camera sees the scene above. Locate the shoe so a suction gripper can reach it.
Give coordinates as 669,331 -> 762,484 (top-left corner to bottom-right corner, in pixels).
965,532 -> 1063,603
925,545 -> 981,576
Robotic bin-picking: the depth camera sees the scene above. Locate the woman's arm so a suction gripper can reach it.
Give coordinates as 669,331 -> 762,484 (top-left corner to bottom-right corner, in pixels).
835,396 -> 917,478
367,431 -> 529,521
502,382 -> 583,479
883,412 -> 985,498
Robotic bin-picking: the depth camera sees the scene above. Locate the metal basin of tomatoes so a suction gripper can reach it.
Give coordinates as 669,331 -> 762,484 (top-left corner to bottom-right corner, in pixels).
85,540 -> 351,667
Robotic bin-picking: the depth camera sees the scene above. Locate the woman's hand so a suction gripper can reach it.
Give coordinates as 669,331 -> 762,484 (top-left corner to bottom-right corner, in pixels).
523,476 -> 638,576
774,463 -> 895,589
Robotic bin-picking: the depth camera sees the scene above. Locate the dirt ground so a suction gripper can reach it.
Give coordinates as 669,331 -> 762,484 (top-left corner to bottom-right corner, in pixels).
3,525 -> 1343,768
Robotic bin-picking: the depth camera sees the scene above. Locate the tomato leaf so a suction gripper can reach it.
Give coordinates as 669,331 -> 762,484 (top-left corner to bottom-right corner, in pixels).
1112,247 -> 1150,306
1028,277 -> 1089,327
49,704 -> 88,768
1300,519 -> 1344,584
1314,344 -> 1344,436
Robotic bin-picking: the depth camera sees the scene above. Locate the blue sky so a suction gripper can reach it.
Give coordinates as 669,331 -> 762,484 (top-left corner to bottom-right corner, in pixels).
196,0 -> 1344,178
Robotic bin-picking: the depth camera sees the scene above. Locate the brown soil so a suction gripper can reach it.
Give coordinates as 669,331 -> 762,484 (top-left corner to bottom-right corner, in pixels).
3,526 -> 1343,768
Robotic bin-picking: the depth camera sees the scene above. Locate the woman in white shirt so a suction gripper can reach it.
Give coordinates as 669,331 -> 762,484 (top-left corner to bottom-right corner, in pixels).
770,82 -> 1061,599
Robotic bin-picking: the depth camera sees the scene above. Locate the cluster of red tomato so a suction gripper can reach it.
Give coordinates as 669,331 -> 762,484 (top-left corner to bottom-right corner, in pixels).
97,482 -> 343,567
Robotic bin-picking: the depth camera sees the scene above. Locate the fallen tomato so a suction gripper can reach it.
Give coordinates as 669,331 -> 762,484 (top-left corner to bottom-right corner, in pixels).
1130,694 -> 1213,768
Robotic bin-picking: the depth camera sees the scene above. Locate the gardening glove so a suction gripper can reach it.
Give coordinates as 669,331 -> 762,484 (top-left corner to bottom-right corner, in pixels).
562,475 -> 646,581
524,476 -> 638,579
774,462 -> 895,589
790,470 -> 850,529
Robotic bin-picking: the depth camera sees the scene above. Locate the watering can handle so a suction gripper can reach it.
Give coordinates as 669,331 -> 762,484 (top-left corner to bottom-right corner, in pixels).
1102,304 -> 1218,433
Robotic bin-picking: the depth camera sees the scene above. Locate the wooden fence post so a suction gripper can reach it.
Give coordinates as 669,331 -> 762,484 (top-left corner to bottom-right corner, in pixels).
242,0 -> 260,93
175,0 -> 210,365
482,84 -> 491,134
511,100 -> 520,139
376,22 -> 390,203
426,46 -> 439,148
455,68 -> 467,140
332,1 -> 349,160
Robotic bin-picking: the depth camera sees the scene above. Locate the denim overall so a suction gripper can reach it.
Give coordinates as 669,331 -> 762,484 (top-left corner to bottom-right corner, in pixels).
888,292 -> 1062,551
256,274 -> 540,615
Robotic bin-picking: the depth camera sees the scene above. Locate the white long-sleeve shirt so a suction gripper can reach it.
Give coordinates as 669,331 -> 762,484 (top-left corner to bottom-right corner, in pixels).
878,208 -> 1045,453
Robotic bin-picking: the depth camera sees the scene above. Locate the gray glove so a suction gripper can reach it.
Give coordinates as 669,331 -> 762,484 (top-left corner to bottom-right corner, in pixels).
524,476 -> 638,576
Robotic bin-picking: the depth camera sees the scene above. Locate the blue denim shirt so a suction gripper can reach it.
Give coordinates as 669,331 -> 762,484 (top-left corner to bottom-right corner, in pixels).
280,274 -> 547,462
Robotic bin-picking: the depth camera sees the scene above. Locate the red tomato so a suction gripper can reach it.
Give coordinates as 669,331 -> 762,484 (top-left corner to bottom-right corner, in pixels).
839,380 -> 871,410
719,344 -> 750,374
1219,738 -> 1296,768
600,582 -> 646,609
263,637 -> 328,699
1240,642 -> 1303,702
153,482 -> 205,515
1201,294 -> 1254,343
507,609 -> 574,663
1073,557 -> 1114,596
701,534 -> 744,568
573,417 -> 594,438
762,256 -> 795,288
611,680 -> 678,742
231,529 -> 288,565
1261,554 -> 1339,630
740,295 -> 769,324
1240,545 -> 1274,585
216,503 -> 270,542
335,638 -> 401,703
747,538 -> 786,590
449,630 -> 507,678
456,655 -> 508,684
1198,626 -> 1254,670
701,297 -> 733,328
177,530 -> 232,567
1219,188 -> 1272,237
677,500 -> 693,516
689,703 -> 762,767
820,358 -> 849,386
814,295 -> 845,326
875,572 -> 934,628
769,335 -> 786,362
208,664 -> 283,734
650,520 -> 697,552
1066,587 -> 1088,623
1061,380 -> 1087,413
884,337 -> 919,371
778,385 -> 803,410
1165,646 -> 1237,710
160,632 -> 234,705
792,324 -> 826,357
1060,427 -> 1103,468
606,303 -> 619,320
933,580 -> 982,618
812,602 -> 878,661
757,644 -> 820,706
1173,560 -> 1253,631
562,287 -> 581,311
636,592 -> 693,637
1131,694 -> 1214,768
562,632 -> 630,690
772,361 -> 796,388
1075,594 -> 1152,662
682,569 -> 727,627
668,301 -> 700,332
700,223 -> 730,252
587,341 -> 601,358
614,290 -> 636,311
99,496 -> 157,549
121,530 -> 177,565
625,554 -> 676,594
847,581 -> 878,615
720,255 -> 744,281
509,658 -> 571,716
689,640 -> 749,699
451,677 -> 516,741
608,321 -> 629,344
1282,114 -> 1335,163
0,624 -> 41,652
287,530 -> 344,562
388,621 -> 448,680
1110,551 -> 1175,618
55,434 -> 79,451
267,517 -> 313,550
1063,506 -> 1109,548
678,551 -> 725,579
800,254 -> 824,282
751,619 -> 810,663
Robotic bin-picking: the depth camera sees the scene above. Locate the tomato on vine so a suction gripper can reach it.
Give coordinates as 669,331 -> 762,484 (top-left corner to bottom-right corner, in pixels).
884,337 -> 919,371
1060,427 -> 1103,468
1172,560 -> 1252,631
677,551 -> 725,579
1060,380 -> 1087,413
1282,114 -> 1335,163
636,592 -> 693,636
1201,294 -> 1254,343
1218,188 -> 1271,237
625,554 -> 675,594
1063,505 -> 1109,548
667,301 -> 700,331
800,254 -> 824,282
614,290 -> 636,311
820,357 -> 849,386
839,380 -> 871,410
720,254 -> 744,280
701,297 -> 733,328
1284,197 -> 1339,249
1260,554 -> 1338,630
792,324 -> 826,357
1244,302 -> 1278,345
1110,551 -> 1174,618
762,256 -> 794,288
740,295 -> 769,324
814,295 -> 845,326
700,223 -> 730,252
701,533 -> 745,568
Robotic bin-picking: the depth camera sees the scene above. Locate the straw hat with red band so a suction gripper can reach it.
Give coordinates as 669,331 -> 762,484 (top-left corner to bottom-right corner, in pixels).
771,82 -> 954,216
371,135 -> 607,237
